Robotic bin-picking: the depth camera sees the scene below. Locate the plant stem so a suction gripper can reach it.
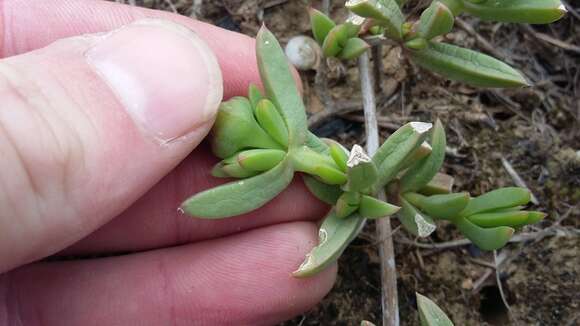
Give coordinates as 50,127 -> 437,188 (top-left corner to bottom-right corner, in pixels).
358,51 -> 400,326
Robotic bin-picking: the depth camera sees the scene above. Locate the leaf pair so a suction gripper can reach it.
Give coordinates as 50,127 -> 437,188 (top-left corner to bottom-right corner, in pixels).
310,8 -> 370,60
183,27 -> 308,219
404,187 -> 545,250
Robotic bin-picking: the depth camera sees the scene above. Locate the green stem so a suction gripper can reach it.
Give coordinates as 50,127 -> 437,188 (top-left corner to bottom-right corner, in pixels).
290,146 -> 347,185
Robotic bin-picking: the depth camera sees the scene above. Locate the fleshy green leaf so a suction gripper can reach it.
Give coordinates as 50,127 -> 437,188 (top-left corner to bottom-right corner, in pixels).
359,195 -> 400,218
339,37 -> 370,60
463,0 -> 566,24
467,210 -> 529,228
400,119 -> 446,193
419,1 -> 455,40
211,97 -> 283,159
344,145 -> 378,192
303,175 -> 343,205
345,0 -> 404,40
212,160 -> 259,179
329,141 -> 349,172
409,42 -> 530,88
248,84 -> 264,111
293,211 -> 365,277
306,132 -> 330,154
404,192 -> 469,220
460,187 -> 531,217
373,122 -> 433,188
291,146 -> 347,185
255,99 -> 289,148
405,37 -> 428,51
257,27 -> 308,147
454,217 -> 514,251
336,192 -> 361,218
322,24 -> 350,57
310,8 -> 336,45
416,293 -> 454,326
526,211 -> 547,225
399,198 -> 437,237
237,149 -> 287,172
182,159 -> 294,218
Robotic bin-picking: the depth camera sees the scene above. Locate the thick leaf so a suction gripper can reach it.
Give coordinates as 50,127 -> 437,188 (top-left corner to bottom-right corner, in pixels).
310,8 -> 336,45
248,84 -> 264,111
211,97 -> 283,158
322,24 -> 350,57
454,217 -> 514,251
329,141 -> 349,172
182,159 -> 294,218
405,37 -> 428,51
359,195 -> 400,218
344,145 -> 378,192
345,0 -> 404,40
303,175 -> 343,205
410,42 -> 529,88
463,0 -> 566,24
416,293 -> 454,326
291,146 -> 347,185
526,211 -> 547,225
404,192 -> 469,220
257,27 -> 308,147
399,198 -> 437,237
438,0 -> 464,15
293,211 -> 365,277
460,187 -> 531,217
306,132 -> 330,154
336,192 -> 361,218
212,160 -> 258,179
468,211 -> 530,228
373,122 -> 433,188
419,173 -> 454,195
339,37 -> 370,60
419,1 -> 455,40
255,99 -> 289,148
237,149 -> 286,172
400,119 -> 446,192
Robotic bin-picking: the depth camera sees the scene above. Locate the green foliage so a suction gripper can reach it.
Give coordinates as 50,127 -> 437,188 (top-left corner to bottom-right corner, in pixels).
184,23 -> 552,277
346,0 -> 404,40
462,0 -> 567,24
309,8 -> 336,44
293,211 -> 366,278
419,1 -> 455,40
416,293 -> 454,326
409,42 -> 530,88
310,9 -> 369,60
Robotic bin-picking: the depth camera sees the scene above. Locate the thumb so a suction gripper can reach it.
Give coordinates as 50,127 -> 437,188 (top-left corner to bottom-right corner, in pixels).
0,19 -> 223,272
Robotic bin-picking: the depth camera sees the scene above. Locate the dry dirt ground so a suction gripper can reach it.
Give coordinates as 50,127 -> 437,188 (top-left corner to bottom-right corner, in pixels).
115,0 -> 579,325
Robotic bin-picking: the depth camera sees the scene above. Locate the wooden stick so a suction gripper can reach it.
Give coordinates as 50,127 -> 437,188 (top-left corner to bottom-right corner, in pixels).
358,51 -> 400,326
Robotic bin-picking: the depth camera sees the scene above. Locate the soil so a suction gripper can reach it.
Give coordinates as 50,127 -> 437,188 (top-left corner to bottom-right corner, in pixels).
117,1 -> 579,325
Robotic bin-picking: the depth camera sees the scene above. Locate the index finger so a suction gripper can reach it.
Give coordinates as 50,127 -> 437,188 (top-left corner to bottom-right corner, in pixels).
2,0 -> 261,98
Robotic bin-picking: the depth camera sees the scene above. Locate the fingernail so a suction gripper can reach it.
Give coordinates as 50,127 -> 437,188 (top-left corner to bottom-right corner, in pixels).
86,19 -> 223,142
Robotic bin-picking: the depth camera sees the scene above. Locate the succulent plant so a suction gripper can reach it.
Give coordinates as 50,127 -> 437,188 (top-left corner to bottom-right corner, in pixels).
181,25 -> 546,278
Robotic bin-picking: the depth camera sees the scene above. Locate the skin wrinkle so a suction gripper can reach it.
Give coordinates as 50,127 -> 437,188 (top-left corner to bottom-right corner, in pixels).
155,255 -> 178,326
0,58 -> 83,209
38,50 -> 95,205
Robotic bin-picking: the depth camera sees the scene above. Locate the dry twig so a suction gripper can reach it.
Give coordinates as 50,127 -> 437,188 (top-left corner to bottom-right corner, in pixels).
359,51 -> 400,326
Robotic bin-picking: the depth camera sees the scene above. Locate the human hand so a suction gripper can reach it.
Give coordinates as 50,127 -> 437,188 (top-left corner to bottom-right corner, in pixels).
0,1 -> 336,325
